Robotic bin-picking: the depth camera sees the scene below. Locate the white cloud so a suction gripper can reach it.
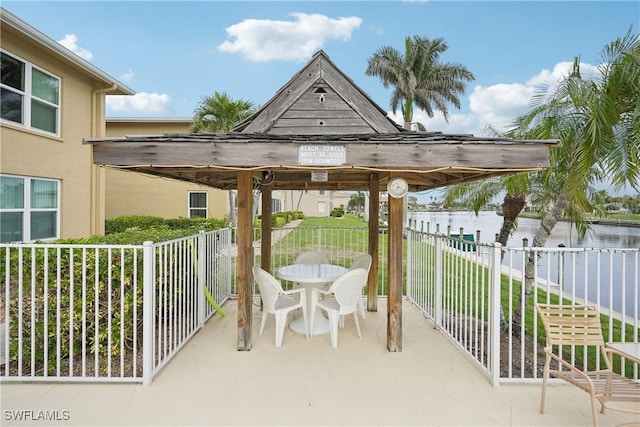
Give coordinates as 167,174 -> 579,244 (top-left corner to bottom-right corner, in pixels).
57,34 -> 93,60
120,69 -> 135,82
218,13 -> 362,62
106,92 -> 172,115
388,60 -> 603,137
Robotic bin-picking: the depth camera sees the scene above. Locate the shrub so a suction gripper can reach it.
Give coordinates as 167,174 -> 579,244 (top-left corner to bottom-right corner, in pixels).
330,207 -> 345,217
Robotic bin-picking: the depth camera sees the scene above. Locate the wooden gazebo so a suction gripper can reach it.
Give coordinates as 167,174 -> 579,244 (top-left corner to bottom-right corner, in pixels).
85,51 -> 557,352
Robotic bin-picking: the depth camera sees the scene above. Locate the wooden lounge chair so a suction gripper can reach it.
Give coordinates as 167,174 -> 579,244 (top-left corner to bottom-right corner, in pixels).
535,303 -> 640,427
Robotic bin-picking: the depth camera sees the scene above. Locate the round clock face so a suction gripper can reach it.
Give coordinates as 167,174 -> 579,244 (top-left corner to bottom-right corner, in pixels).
387,177 -> 408,198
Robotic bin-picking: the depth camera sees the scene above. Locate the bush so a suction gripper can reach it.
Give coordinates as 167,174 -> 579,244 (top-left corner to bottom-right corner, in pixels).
105,215 -> 165,234
330,207 -> 345,217
105,215 -> 229,243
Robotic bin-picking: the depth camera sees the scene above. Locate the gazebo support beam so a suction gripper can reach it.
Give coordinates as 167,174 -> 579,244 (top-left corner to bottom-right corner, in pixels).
237,171 -> 253,351
368,174 -> 379,313
261,185 -> 272,273
387,181 -> 403,352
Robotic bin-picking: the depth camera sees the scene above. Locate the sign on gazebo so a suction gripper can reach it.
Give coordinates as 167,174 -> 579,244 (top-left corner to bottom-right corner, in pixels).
298,145 -> 346,166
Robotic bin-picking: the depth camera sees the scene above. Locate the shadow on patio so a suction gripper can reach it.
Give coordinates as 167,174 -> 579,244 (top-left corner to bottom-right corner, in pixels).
1,299 -> 635,426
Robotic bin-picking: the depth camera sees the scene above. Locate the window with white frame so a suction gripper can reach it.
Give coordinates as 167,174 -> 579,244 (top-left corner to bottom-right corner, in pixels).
0,175 -> 59,243
1,51 -> 60,135
272,198 -> 283,213
188,191 -> 207,218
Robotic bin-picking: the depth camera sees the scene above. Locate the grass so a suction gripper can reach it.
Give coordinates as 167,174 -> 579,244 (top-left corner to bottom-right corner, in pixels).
248,214 -> 637,376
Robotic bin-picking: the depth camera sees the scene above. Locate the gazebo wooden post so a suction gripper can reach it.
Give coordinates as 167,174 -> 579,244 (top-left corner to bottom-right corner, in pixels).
260,185 -> 272,272
387,176 -> 403,352
237,171 -> 253,351
367,173 -> 379,313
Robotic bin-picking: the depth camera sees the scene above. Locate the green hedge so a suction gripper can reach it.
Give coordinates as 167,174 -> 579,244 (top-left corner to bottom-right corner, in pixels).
103,215 -> 228,244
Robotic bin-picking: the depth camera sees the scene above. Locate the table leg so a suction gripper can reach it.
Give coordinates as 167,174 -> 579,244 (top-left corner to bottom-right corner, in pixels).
289,283 -> 330,336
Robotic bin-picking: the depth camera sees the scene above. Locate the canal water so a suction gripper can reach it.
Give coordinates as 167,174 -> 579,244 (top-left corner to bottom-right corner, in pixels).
407,211 -> 639,316
407,211 -> 640,248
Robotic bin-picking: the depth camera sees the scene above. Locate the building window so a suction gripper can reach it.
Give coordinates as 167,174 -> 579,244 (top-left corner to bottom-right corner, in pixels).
272,199 -> 283,213
188,191 -> 207,218
318,201 -> 326,214
1,51 -> 60,135
0,175 -> 59,243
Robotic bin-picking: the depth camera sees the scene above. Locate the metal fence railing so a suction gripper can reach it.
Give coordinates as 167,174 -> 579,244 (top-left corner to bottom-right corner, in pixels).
2,223 -> 637,386
0,229 -> 232,385
405,228 -> 640,384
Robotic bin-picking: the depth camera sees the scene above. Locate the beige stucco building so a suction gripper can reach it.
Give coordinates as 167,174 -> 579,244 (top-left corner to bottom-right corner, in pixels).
105,118 -> 230,220
0,8 -> 134,242
284,190 -> 351,216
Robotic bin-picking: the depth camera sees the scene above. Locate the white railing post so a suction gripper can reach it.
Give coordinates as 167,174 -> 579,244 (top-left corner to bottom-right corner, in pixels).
142,241 -> 154,386
406,229 -> 412,298
434,235 -> 443,329
489,242 -> 502,386
197,231 -> 205,327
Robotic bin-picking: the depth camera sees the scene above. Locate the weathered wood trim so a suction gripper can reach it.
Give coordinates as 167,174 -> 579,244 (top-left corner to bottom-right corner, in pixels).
321,62 -> 399,133
92,142 -> 552,170
236,171 -> 253,351
387,176 -> 403,352
242,58 -> 320,133
368,174 -> 379,313
261,185 -> 272,273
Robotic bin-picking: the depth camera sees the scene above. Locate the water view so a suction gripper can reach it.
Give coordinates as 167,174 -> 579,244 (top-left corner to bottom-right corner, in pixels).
407,211 -> 640,317
407,211 -> 640,248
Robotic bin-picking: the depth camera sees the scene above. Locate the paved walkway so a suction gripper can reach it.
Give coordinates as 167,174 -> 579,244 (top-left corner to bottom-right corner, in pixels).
2,299 -> 638,426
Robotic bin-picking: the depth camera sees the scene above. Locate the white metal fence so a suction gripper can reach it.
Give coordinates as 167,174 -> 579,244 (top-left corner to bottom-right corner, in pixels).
0,229 -> 231,385
405,228 -> 640,384
2,223 -> 637,386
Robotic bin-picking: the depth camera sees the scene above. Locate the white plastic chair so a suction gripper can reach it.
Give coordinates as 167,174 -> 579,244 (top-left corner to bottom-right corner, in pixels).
294,250 -> 329,265
349,254 -> 372,319
253,266 -> 308,347
310,268 -> 368,348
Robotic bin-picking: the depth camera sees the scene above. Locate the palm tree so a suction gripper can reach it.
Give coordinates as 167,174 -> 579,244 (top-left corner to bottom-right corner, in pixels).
348,191 -> 366,219
190,91 -> 255,227
365,35 -> 475,130
509,28 -> 640,330
191,91 -> 254,133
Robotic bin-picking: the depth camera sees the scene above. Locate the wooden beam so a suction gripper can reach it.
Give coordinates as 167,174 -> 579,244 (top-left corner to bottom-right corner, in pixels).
237,171 -> 253,351
261,185 -> 272,272
368,173 -> 379,313
387,178 -> 403,352
92,142 -> 552,170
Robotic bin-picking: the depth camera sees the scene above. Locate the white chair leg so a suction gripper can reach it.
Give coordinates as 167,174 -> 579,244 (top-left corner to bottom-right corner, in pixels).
274,311 -> 285,347
327,310 -> 340,348
358,298 -> 366,319
259,310 -> 268,336
301,303 -> 309,339
353,312 -> 361,339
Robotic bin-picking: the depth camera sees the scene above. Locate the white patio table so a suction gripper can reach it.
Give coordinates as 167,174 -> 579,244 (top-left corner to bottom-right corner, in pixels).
277,263 -> 347,336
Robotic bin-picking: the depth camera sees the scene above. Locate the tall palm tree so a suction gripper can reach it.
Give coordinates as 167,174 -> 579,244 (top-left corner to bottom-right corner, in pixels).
509,28 -> 640,330
190,91 -> 255,226
365,35 -> 475,130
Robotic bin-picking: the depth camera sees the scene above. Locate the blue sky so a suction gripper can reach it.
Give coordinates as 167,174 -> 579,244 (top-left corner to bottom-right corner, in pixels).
4,0 -> 638,197
5,1 -> 638,134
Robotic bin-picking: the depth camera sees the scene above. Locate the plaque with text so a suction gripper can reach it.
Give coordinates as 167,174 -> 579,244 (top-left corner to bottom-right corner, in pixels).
298,145 -> 346,166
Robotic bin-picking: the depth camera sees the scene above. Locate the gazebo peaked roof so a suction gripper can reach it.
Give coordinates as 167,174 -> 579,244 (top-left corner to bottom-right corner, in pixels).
85,50 -> 558,193
232,50 -> 403,135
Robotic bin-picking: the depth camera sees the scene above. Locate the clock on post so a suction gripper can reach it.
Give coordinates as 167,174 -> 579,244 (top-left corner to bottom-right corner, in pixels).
387,177 -> 408,198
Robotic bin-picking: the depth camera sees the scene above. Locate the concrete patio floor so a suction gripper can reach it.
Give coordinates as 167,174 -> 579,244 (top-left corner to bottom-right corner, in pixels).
1,298 -> 637,426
